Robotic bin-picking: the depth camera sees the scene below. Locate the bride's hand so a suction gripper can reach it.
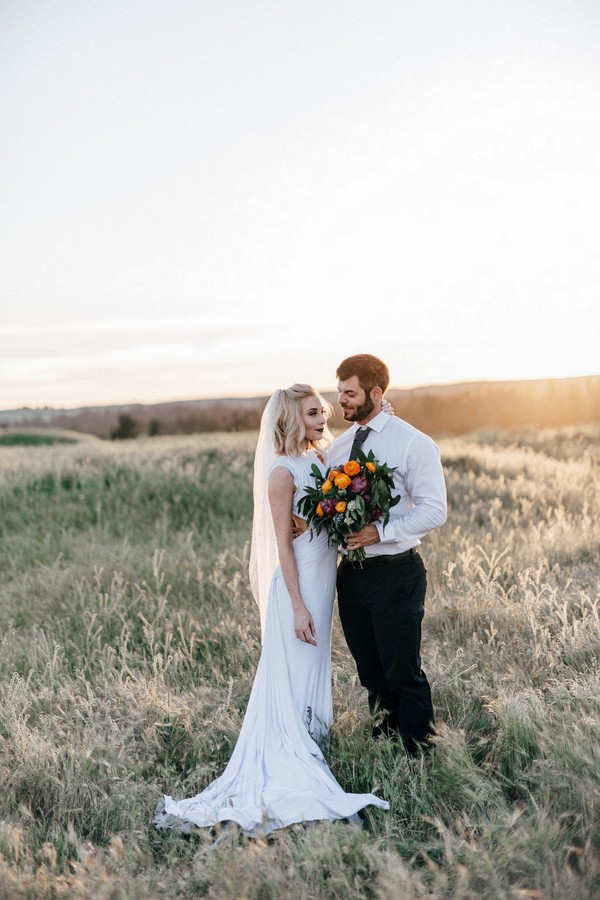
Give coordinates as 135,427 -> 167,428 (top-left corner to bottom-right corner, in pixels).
294,606 -> 317,646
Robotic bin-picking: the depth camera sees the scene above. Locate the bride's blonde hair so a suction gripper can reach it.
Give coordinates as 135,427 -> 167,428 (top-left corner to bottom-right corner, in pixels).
273,384 -> 333,457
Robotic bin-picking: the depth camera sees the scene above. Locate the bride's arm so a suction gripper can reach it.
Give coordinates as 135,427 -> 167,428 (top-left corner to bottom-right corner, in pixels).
268,468 -> 317,646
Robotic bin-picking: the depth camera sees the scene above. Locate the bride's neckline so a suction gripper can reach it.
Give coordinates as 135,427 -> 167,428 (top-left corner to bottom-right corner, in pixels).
276,448 -> 322,462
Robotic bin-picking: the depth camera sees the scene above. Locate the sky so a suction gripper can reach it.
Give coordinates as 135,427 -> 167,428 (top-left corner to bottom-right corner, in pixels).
1,0 -> 599,409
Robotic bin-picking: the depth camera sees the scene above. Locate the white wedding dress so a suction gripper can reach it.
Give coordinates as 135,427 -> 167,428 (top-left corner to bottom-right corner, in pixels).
154,451 -> 388,836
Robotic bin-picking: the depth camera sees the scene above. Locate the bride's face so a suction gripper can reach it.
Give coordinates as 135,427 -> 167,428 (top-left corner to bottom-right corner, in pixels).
301,395 -> 327,444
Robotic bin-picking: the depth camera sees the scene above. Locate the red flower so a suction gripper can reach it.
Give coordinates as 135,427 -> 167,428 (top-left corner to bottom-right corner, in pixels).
370,506 -> 382,521
321,498 -> 337,516
349,474 -> 369,493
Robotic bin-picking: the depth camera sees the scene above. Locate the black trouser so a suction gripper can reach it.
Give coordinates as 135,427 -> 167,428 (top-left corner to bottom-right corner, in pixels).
337,550 -> 434,754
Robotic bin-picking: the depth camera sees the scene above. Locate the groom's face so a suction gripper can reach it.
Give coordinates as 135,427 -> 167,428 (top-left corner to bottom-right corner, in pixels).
337,376 -> 375,423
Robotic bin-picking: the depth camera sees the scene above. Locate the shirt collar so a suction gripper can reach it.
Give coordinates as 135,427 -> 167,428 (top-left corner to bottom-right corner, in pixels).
350,410 -> 392,435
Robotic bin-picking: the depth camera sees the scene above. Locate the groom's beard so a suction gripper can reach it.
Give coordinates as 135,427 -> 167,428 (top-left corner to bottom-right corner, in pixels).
342,395 -> 375,422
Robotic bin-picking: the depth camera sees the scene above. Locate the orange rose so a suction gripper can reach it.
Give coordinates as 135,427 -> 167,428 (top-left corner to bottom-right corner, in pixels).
316,502 -> 324,517
329,469 -> 341,480
335,501 -> 347,513
365,461 -> 376,473
343,460 -> 361,476
321,480 -> 333,494
334,473 -> 351,490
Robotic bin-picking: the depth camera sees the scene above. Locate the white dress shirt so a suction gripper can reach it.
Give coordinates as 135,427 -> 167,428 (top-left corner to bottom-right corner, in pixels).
327,411 -> 447,557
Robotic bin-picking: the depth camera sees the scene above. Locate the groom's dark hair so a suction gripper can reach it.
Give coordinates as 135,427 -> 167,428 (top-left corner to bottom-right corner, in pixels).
336,354 -> 390,395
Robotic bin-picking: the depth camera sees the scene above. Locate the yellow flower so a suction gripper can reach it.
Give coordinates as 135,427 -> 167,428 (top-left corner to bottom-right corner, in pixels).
321,480 -> 333,494
334,473 -> 351,490
329,469 -> 341,480
365,461 -> 376,473
343,460 -> 361,476
316,502 -> 324,517
335,501 -> 347,513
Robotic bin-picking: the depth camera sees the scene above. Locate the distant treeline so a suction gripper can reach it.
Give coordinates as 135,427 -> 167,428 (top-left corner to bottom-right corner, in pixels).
3,374 -> 599,439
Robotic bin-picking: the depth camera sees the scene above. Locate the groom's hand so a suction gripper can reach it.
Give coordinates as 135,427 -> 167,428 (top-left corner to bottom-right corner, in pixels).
346,524 -> 380,550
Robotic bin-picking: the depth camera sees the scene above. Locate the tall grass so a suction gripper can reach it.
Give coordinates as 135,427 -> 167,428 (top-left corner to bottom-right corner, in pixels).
0,427 -> 598,897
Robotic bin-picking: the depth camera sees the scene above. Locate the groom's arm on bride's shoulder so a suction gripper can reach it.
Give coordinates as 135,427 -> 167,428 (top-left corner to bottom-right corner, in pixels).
375,432 -> 447,545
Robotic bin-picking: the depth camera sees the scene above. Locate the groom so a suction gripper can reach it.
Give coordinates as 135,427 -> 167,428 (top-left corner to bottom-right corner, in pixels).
328,354 -> 447,756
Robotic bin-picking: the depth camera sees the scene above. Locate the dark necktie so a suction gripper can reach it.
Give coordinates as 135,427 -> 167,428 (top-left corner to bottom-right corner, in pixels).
350,426 -> 371,459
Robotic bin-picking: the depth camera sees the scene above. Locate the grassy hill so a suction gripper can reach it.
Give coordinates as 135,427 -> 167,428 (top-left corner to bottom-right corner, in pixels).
0,427 -> 101,447
0,426 -> 598,896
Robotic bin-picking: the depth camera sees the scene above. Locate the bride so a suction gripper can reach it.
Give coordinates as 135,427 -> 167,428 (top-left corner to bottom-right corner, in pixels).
154,384 -> 388,836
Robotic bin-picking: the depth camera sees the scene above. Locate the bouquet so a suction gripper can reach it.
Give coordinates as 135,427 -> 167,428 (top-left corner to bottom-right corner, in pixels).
298,449 -> 400,563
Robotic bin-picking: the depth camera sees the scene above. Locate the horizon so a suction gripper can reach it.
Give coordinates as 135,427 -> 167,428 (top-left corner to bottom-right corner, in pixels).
3,369 -> 598,415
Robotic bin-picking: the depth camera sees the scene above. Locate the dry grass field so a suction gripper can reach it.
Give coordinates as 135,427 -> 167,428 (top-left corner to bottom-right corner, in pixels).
0,426 -> 598,898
